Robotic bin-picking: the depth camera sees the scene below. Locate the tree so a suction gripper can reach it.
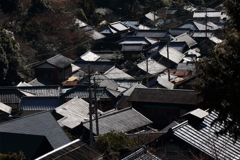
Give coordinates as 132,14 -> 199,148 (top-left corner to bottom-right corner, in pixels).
94,130 -> 137,159
0,151 -> 25,160
195,0 -> 240,140
0,28 -> 25,85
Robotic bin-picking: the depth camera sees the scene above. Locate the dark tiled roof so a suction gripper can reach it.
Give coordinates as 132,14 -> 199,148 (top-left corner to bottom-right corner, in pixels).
128,88 -> 201,105
0,111 -> 70,149
0,132 -> 53,160
171,110 -> 240,159
35,139 -> 103,160
83,107 -> 152,135
61,85 -> 116,99
169,28 -> 191,36
135,30 -> 167,38
18,86 -> 60,96
73,61 -> 115,73
0,87 -> 25,103
18,97 -> 63,110
116,96 -> 131,109
121,44 -> 143,52
46,54 -> 74,68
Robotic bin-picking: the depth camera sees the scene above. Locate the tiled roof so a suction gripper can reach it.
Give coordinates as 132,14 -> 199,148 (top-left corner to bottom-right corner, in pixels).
91,74 -> 119,90
137,58 -> 167,74
80,51 -> 100,61
116,80 -> 140,89
171,110 -> 240,159
93,51 -> 119,60
104,66 -> 135,80
0,87 -> 25,103
123,83 -> 146,96
0,102 -> 12,114
116,37 -> 158,45
18,86 -> 60,96
83,107 -> 152,135
28,77 -> 54,86
61,85 -> 116,99
18,97 -> 63,110
56,97 -> 103,129
73,61 -> 115,73
46,54 -> 74,68
121,44 -> 143,52
35,139 -> 103,160
135,30 -> 167,38
121,146 -> 161,160
158,46 -> 185,64
128,88 -> 201,105
0,111 -> 70,149
172,32 -> 197,48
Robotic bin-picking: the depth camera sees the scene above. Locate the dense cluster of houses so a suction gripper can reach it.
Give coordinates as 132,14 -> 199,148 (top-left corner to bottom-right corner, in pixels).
0,2 -> 239,160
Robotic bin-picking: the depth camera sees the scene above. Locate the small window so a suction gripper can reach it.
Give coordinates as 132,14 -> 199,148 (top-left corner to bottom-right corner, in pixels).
44,72 -> 53,80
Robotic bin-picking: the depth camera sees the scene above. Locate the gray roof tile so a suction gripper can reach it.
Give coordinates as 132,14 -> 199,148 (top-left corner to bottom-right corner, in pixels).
46,54 -> 74,68
0,111 -> 70,149
18,86 -> 60,96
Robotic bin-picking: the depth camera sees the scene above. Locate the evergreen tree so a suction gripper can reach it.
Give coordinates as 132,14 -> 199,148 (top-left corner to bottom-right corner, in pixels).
195,0 -> 240,139
0,28 -> 24,85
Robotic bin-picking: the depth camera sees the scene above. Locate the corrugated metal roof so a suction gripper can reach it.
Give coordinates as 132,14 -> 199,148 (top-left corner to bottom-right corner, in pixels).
135,30 -> 167,38
18,86 -> 60,96
172,32 -> 197,48
110,22 -> 129,31
159,46 -> 185,64
121,44 -> 143,52
87,30 -> 106,40
193,11 -> 221,18
138,24 -> 150,30
80,51 -> 100,61
104,66 -> 135,80
0,111 -> 70,149
18,97 -> 63,110
83,107 -> 152,135
157,75 -> 174,89
128,88 -> 201,105
0,102 -> 12,114
137,58 -> 167,74
172,110 -> 240,159
56,97 -> 103,129
36,139 -> 103,160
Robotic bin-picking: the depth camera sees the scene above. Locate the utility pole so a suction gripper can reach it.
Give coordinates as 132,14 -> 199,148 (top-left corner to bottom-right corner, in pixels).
93,77 -> 99,136
88,64 -> 93,147
166,33 -> 170,81
146,57 -> 149,87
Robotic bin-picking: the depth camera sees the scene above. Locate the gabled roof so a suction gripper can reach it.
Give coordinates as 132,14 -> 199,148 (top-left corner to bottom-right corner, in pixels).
98,26 -> 118,34
191,30 -> 213,38
193,10 -> 221,18
171,110 -> 240,159
0,111 -> 70,149
116,80 -> 140,89
172,32 -> 197,48
0,102 -> 12,114
175,19 -> 214,31
56,97 -> 102,129
110,21 -> 129,32
128,88 -> 201,105
123,21 -> 139,30
80,51 -> 100,61
0,132 -> 53,160
158,46 -> 185,64
116,37 -> 158,45
93,51 -> 119,61
35,139 -> 103,160
87,30 -> 106,40
123,83 -> 146,96
121,146 -> 161,160
169,28 -> 191,36
73,61 -> 115,73
121,44 -> 143,52
135,30 -> 167,38
35,54 -> 74,68
28,77 -> 54,86
145,12 -> 159,21
104,66 -> 135,80
18,97 -> 63,110
18,86 -> 60,96
90,74 -> 119,90
0,87 -> 25,103
83,107 -> 152,135
61,85 -> 116,99
137,58 -> 167,74
157,75 -> 174,89
119,19 -> 140,26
